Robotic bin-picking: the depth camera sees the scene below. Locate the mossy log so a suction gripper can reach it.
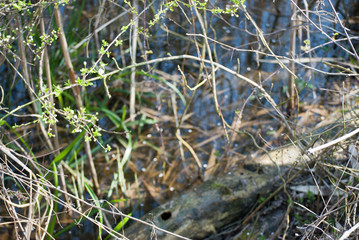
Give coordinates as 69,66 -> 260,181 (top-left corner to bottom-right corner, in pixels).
125,169 -> 274,240
125,142 -> 313,239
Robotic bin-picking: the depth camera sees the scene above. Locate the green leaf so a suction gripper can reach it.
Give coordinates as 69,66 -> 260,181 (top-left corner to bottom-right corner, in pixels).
101,108 -> 122,128
104,213 -> 131,240
85,183 -> 103,239
53,131 -> 85,164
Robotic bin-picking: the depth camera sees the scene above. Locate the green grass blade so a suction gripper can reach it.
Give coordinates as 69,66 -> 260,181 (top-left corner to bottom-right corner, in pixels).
103,213 -> 131,240
85,183 -> 103,239
53,130 -> 85,164
101,108 -> 123,129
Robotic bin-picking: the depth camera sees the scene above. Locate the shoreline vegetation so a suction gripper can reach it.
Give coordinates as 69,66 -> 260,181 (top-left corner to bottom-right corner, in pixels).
0,0 -> 358,239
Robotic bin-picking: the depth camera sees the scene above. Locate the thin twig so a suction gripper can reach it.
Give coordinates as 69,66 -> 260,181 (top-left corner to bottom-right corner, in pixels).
191,1 -> 230,140
308,128 -> 359,154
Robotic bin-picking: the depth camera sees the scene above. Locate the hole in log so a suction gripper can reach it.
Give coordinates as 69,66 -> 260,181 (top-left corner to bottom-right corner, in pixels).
160,211 -> 172,221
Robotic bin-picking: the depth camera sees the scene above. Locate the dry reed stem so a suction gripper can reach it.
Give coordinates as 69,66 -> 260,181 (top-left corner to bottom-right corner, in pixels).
15,17 -> 56,238
188,32 -> 358,76
174,22 -> 209,166
175,130 -> 202,168
83,1 -> 153,80
0,146 -> 192,239
339,211 -> 359,239
239,2 -> 297,79
130,0 -> 139,122
53,7 -> 82,105
327,0 -> 359,61
54,6 -> 100,194
93,0 -> 106,51
16,16 -> 54,154
191,1 -> 230,141
308,128 -> 359,154
39,17 -> 60,155
290,0 -> 357,59
0,142 -> 40,238
289,0 -> 298,110
87,54 -> 298,141
170,83 -> 186,164
38,17 -> 72,221
72,11 -> 129,51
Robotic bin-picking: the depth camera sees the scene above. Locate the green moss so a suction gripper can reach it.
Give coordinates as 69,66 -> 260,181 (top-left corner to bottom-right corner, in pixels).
211,182 -> 233,195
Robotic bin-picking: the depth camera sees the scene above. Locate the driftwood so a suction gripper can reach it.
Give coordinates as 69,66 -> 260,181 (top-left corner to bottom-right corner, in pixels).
125,145 -> 310,239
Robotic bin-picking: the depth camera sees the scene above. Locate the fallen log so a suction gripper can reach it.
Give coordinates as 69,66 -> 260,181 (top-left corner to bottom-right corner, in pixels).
125,169 -> 273,240
125,144 -> 310,239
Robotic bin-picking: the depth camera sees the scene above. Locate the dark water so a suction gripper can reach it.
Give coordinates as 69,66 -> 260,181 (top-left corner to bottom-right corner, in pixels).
140,0 -> 359,152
